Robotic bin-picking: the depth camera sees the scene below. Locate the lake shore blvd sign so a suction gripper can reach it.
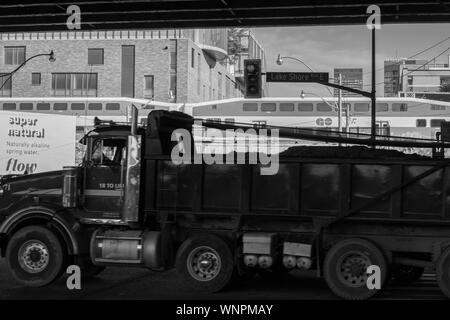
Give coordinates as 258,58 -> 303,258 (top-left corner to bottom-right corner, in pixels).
265,72 -> 329,83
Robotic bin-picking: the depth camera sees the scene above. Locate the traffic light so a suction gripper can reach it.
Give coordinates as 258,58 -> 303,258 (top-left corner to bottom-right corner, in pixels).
244,59 -> 262,98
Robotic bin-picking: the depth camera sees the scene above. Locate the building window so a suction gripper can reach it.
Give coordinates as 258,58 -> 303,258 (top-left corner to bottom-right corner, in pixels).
5,46 -> 25,65
88,103 -> 102,110
37,103 -> 50,110
144,75 -> 154,98
376,103 -> 388,112
280,103 -> 294,112
298,103 -> 313,112
54,103 -> 68,110
2,103 -> 16,110
191,48 -> 195,68
0,77 -> 12,97
20,103 -> 33,110
169,40 -> 177,102
106,103 -> 120,111
225,77 -> 231,98
431,104 -> 446,111
317,103 -> 332,112
243,103 -> 258,112
416,119 -> 427,127
217,72 -> 222,99
32,73 -> 41,86
52,73 -> 97,96
71,103 -> 85,110
88,48 -> 104,65
431,119 -> 445,127
354,103 -> 369,112
121,45 -> 135,98
197,53 -> 201,96
261,103 -> 276,112
392,103 -> 408,112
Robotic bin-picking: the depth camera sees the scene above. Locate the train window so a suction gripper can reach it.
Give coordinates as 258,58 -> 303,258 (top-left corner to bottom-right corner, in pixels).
2,103 -> 16,110
211,105 -> 217,110
224,118 -> 235,124
280,103 -> 294,111
376,103 -> 388,112
206,118 -> 221,123
261,103 -> 276,112
105,103 -> 120,110
317,103 -> 332,112
19,103 -> 33,110
431,104 -> 446,110
431,119 -> 445,127
37,103 -> 50,110
71,103 -> 85,110
88,103 -> 102,110
354,103 -> 369,112
392,103 -> 408,112
54,103 -> 68,111
416,119 -> 427,127
243,103 -> 258,112
298,103 -> 313,112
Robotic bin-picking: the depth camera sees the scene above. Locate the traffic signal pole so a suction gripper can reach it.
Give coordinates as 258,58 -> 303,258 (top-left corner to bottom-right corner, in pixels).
371,28 -> 376,140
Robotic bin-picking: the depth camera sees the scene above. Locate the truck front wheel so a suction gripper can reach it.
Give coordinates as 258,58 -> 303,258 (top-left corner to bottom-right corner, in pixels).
324,238 -> 388,300
175,235 -> 234,293
6,226 -> 67,287
436,247 -> 450,298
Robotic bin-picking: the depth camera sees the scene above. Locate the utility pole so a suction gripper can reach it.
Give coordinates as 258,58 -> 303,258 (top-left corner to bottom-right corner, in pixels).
338,74 -> 342,132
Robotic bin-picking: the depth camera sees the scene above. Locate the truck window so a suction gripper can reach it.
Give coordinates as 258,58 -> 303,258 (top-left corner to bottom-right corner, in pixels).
91,138 -> 127,166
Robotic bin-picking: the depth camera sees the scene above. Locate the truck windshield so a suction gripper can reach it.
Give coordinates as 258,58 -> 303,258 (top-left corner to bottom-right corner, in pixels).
91,138 -> 127,166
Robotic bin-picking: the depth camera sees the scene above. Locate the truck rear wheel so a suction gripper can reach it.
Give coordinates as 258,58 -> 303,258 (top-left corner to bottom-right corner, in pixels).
436,247 -> 450,298
6,226 -> 67,287
175,235 -> 234,293
324,238 -> 387,300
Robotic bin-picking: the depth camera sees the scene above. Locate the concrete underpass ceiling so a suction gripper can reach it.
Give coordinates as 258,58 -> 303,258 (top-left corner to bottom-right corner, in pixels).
0,1 -> 450,32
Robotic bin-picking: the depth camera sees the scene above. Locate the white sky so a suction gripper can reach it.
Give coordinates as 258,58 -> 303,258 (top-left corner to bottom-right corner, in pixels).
252,23 -> 450,97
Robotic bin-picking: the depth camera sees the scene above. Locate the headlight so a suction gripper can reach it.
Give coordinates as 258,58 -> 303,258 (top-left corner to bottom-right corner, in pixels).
0,188 -> 4,197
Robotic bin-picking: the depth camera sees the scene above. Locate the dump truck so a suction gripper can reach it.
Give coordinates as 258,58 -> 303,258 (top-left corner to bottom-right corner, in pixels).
1,109 -> 450,300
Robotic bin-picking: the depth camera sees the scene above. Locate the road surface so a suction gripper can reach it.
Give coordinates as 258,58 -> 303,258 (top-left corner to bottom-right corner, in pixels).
0,260 -> 444,300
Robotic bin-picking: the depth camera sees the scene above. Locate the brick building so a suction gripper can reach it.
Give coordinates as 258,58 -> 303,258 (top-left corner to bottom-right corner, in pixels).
0,29 -> 249,103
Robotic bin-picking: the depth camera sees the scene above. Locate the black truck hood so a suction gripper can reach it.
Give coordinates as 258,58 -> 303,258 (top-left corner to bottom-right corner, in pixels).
1,170 -> 64,198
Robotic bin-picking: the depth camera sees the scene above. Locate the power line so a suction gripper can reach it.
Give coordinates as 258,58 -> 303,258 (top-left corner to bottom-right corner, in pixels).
362,46 -> 450,88
361,36 -> 450,77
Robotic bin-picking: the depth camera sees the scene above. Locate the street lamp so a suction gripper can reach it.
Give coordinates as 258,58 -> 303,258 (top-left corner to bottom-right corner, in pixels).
276,54 -> 314,72
0,50 -> 55,91
277,54 -> 344,131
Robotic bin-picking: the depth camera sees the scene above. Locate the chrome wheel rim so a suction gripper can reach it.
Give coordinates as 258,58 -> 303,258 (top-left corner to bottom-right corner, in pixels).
18,240 -> 50,274
187,246 -> 221,282
337,251 -> 371,288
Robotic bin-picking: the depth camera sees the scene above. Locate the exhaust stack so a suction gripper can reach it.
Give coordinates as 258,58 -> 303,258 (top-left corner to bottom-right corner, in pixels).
131,104 -> 138,136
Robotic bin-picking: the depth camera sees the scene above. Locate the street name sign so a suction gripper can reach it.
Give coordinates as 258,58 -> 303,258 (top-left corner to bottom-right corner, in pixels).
266,72 -> 329,83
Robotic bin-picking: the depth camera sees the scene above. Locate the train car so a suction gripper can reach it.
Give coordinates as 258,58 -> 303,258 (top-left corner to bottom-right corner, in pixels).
0,97 -> 177,130
183,97 -> 450,141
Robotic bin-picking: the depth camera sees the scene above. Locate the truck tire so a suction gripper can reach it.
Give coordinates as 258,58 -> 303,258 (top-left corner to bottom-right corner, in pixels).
6,226 -> 67,287
175,235 -> 234,293
390,265 -> 424,285
324,238 -> 388,300
436,247 -> 450,298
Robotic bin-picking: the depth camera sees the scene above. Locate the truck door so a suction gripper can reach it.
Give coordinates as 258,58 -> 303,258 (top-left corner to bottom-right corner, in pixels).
82,137 -> 127,219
